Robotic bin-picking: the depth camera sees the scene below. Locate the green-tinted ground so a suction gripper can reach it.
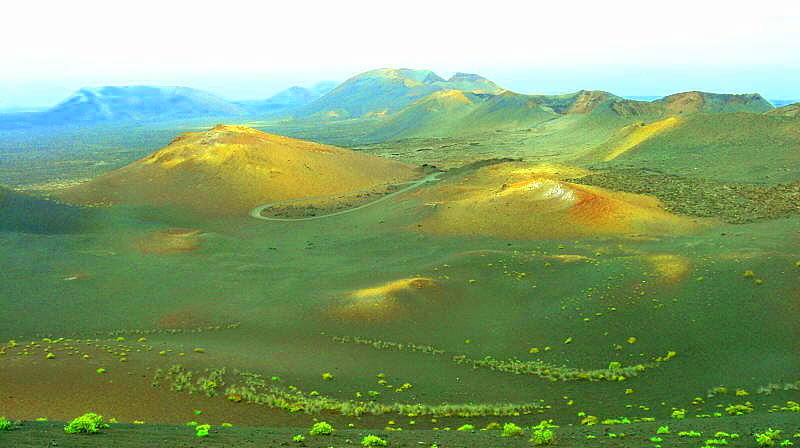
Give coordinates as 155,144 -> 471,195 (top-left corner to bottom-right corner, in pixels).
1,413 -> 798,447
1,115 -> 799,447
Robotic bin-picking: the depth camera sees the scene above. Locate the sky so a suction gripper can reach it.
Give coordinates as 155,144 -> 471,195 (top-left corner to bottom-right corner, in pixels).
1,0 -> 799,109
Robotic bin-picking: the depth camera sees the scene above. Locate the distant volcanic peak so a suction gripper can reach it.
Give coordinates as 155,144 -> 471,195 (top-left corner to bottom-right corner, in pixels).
77,85 -> 192,99
566,90 -> 615,114
441,72 -> 503,93
656,91 -> 772,114
448,72 -> 489,82
658,91 -> 705,104
363,68 -> 444,85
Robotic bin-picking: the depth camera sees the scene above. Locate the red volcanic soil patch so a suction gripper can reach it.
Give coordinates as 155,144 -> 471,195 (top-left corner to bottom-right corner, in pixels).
660,91 -> 705,114
135,228 -> 202,255
0,340 -> 300,428
565,90 -> 611,114
412,162 -> 707,240
156,305 -> 214,329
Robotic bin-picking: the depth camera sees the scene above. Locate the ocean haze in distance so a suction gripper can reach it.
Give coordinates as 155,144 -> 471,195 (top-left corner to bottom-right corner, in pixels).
1,0 -> 798,108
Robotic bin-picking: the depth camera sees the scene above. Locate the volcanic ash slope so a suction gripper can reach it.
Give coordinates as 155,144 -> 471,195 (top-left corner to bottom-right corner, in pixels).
60,125 -> 422,216
412,162 -> 708,239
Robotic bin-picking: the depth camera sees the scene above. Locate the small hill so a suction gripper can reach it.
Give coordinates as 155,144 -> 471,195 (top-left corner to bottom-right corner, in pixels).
412,162 -> 705,239
237,81 -> 338,114
59,125 -> 421,216
766,102 -> 800,118
295,68 -> 504,119
654,91 -> 773,114
0,186 -> 93,233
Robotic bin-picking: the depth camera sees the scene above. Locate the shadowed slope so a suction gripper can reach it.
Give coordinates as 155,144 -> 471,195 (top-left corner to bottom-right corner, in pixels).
59,125 -> 421,216
0,186 -> 94,234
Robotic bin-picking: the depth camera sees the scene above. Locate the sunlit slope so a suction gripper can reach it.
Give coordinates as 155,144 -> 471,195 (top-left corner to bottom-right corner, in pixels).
579,117 -> 684,162
591,113 -> 800,184
295,68 -> 503,119
411,162 -> 705,239
59,125 -> 420,216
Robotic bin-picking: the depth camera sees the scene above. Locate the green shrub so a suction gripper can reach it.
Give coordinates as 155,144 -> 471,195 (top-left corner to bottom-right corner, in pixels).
0,416 -> 13,431
529,420 -> 557,445
195,424 -> 211,437
457,424 -> 475,431
64,413 -> 108,434
293,434 -> 305,442
309,421 -> 334,435
362,434 -> 388,446
501,422 -> 523,437
530,428 -> 555,445
755,428 -> 783,447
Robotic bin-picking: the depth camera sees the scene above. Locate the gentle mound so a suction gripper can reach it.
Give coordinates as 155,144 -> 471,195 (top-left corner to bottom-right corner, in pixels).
326,277 -> 440,322
59,125 -> 421,216
413,162 -> 706,239
135,228 -> 203,255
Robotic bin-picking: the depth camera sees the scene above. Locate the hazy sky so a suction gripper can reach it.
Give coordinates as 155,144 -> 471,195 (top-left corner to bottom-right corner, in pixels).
2,0 -> 798,108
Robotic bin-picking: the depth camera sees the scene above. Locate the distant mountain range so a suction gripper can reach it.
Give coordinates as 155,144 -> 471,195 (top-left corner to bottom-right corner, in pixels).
0,82 -> 337,129
294,68 -> 504,119
0,67 -> 794,137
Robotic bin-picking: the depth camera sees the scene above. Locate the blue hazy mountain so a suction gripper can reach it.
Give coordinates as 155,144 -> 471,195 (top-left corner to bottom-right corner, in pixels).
769,99 -> 799,107
236,81 -> 338,114
0,86 -> 248,129
46,86 -> 247,122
